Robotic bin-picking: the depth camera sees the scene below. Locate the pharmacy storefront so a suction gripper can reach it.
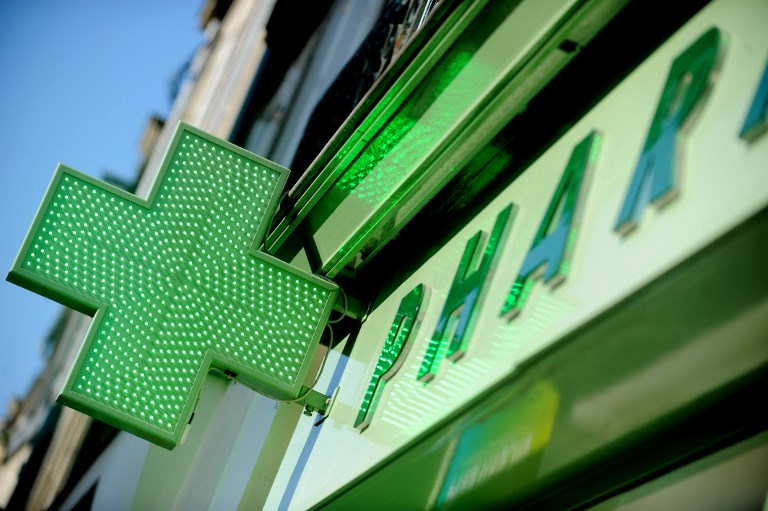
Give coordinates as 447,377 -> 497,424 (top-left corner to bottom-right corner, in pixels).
22,0 -> 768,508
262,0 -> 768,508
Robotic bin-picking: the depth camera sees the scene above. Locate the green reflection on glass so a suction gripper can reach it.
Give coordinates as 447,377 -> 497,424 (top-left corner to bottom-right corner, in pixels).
355,284 -> 428,431
334,51 -> 475,201
615,28 -> 722,234
307,47 -> 497,244
739,58 -> 768,142
501,131 -> 600,319
419,205 -> 515,382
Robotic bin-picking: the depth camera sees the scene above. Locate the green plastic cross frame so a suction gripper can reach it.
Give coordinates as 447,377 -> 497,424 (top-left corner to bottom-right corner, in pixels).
7,122 -> 338,449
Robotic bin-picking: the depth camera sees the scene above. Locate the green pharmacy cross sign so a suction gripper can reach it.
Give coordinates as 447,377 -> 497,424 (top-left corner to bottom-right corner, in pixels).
7,123 -> 338,449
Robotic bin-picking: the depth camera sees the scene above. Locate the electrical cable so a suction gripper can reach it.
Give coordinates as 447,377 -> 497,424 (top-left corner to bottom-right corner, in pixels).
327,283 -> 348,324
279,323 -> 334,404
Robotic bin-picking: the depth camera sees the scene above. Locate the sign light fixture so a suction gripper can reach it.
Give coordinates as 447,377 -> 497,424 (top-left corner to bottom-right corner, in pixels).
7,122 -> 338,449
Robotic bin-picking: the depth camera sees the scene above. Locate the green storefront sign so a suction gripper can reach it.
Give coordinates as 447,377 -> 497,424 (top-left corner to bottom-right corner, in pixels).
8,124 -> 338,449
356,26 -> 766,430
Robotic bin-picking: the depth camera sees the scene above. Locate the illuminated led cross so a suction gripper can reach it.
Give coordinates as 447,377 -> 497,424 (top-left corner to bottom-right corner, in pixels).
8,123 -> 338,449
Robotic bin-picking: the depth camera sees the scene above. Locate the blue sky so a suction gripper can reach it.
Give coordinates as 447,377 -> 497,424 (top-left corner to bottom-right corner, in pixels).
0,1 -> 203,419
